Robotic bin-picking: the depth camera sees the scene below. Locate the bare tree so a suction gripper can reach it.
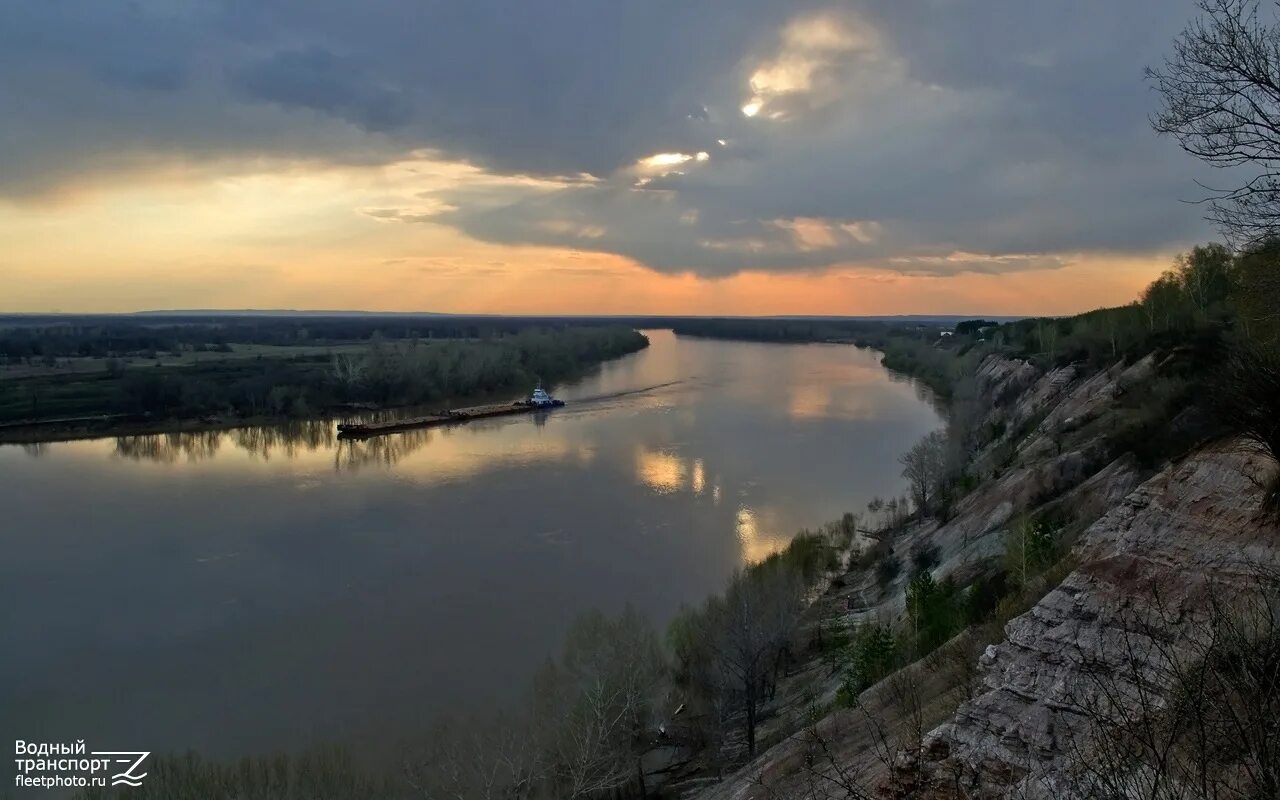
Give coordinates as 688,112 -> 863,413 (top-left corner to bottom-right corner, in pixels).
676,563 -> 807,763
1177,242 -> 1236,314
535,606 -> 665,799
404,714 -> 542,800
331,352 -> 366,392
403,606 -> 663,800
1149,0 -> 1280,245
717,565 -> 804,758
900,430 -> 947,516
1141,271 -> 1187,332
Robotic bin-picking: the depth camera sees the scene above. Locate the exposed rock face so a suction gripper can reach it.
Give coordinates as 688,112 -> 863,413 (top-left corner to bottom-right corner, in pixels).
692,351 -> 1277,800
972,357 -> 1040,411
921,442 -> 1277,797
893,355 -> 1146,610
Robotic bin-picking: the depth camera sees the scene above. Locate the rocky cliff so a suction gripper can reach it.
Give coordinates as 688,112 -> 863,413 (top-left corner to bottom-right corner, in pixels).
694,351 -> 1277,799
921,441 -> 1275,797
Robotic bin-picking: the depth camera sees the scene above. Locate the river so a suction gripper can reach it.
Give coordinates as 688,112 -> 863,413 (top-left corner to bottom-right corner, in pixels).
0,330 -> 941,762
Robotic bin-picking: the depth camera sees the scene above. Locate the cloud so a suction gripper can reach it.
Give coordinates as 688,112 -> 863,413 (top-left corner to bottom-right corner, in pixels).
386,0 -> 1213,275
231,47 -> 412,132
360,202 -> 455,223
742,12 -> 892,121
0,0 -> 1218,279
884,252 -> 1071,277
771,218 -> 882,251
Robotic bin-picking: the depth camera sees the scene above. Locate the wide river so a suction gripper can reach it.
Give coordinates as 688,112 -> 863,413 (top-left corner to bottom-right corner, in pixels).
0,330 -> 941,761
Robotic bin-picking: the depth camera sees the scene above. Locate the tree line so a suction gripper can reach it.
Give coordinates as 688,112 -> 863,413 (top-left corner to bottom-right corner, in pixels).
0,326 -> 648,426
0,316 -> 643,363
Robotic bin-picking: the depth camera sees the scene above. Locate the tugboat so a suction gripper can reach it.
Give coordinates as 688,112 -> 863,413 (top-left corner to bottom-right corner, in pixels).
526,381 -> 565,408
337,381 -> 564,438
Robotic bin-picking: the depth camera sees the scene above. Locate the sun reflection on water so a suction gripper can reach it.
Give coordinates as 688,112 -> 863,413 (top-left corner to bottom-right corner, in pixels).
735,505 -> 789,563
634,446 -> 687,494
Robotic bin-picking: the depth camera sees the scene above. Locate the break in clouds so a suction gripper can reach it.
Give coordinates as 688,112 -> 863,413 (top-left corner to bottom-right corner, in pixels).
0,0 -> 1218,277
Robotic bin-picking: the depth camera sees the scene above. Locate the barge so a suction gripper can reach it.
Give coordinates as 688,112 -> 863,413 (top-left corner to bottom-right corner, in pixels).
336,382 -> 564,438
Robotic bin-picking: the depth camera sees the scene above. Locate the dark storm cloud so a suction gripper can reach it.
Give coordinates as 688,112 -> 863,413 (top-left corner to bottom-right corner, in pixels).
0,0 -> 1219,274
209,0 -> 827,176
231,47 -> 412,133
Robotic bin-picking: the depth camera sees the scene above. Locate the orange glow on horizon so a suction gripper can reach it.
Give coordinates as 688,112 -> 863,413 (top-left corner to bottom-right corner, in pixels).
0,154 -> 1175,317
0,232 -> 1172,317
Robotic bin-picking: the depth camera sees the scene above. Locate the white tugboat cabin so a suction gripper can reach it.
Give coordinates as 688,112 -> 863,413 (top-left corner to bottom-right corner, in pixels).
528,381 -> 564,408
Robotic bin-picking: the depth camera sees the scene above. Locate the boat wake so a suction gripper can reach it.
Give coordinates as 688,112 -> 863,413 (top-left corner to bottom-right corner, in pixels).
569,380 -> 685,405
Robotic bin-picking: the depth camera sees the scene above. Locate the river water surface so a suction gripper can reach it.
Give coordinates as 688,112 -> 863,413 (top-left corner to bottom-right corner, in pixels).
0,330 -> 941,760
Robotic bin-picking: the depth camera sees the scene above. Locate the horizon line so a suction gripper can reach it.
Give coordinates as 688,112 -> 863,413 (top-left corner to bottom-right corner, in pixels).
0,308 -> 1039,321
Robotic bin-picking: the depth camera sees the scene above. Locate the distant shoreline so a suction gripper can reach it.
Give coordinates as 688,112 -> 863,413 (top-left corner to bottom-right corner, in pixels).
0,385 -> 552,446
0,323 -> 649,446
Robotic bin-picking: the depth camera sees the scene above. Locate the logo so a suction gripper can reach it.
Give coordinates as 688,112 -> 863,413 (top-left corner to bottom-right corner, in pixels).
92,751 -> 151,787
14,741 -> 150,790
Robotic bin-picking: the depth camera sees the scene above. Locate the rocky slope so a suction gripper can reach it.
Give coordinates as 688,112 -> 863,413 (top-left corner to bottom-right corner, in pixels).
921,441 -> 1275,797
694,351 -> 1276,799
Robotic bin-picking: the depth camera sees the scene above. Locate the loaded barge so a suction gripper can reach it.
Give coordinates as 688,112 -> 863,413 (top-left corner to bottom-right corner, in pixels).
336,383 -> 565,438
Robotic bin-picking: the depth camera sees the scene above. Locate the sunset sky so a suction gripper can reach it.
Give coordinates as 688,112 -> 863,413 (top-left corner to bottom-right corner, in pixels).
0,0 -> 1221,315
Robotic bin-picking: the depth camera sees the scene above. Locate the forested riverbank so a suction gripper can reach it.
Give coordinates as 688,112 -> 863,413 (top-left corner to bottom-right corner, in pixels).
0,320 -> 648,442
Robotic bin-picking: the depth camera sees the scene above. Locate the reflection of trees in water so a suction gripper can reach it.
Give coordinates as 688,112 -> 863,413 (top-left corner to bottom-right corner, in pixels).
884,369 -> 944,409
114,430 -> 225,463
19,442 -> 49,458
334,411 -> 552,471
107,418 -> 448,469
112,420 -> 337,463
334,427 -> 436,472
230,420 -> 335,460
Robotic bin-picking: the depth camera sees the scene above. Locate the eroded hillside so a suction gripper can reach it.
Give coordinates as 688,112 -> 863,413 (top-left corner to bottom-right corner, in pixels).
694,349 -> 1277,800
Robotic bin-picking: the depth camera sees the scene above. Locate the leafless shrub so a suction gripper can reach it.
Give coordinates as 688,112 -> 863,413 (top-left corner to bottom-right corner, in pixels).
1064,571 -> 1280,799
744,701 -> 898,800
